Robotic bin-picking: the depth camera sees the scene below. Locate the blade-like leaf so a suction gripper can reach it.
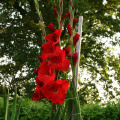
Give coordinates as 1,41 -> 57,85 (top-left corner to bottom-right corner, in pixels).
11,87 -> 17,120
5,89 -> 9,120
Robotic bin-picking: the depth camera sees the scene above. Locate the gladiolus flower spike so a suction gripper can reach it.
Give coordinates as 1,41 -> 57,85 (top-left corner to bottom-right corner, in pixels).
32,28 -> 70,105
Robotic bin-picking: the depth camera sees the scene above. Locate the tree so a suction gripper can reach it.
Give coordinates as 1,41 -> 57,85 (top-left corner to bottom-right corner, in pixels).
0,0 -> 120,103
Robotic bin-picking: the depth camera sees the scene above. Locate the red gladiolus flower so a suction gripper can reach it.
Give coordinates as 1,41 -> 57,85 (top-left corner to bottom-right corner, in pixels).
63,47 -> 71,58
50,46 -> 70,71
60,13 -> 67,23
67,24 -> 72,37
38,61 -> 55,84
73,52 -> 78,66
53,8 -> 58,18
68,11 -> 70,19
73,17 -> 77,29
35,77 -> 44,93
47,22 -> 56,32
60,0 -> 63,6
73,33 -> 80,46
41,79 -> 70,105
45,29 -> 62,45
33,67 -> 40,75
41,42 -> 55,60
33,78 -> 45,100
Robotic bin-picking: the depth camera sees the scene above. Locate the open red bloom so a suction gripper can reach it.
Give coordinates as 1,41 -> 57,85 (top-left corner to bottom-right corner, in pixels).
67,24 -> 72,37
41,79 -> 70,105
60,13 -> 67,23
73,33 -> 80,46
50,46 -> 70,71
40,42 -> 55,60
45,29 -> 62,45
53,8 -> 58,18
38,61 -> 55,84
73,52 -> 78,66
73,17 -> 77,29
63,47 -> 71,58
47,22 -> 56,32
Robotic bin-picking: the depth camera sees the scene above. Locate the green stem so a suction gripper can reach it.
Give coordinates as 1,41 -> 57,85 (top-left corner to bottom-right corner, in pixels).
50,70 -> 59,120
34,0 -> 46,43
50,103 -> 55,120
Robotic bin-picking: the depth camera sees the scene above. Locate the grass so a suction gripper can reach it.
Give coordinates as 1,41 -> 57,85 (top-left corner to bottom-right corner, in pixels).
0,96 -> 51,120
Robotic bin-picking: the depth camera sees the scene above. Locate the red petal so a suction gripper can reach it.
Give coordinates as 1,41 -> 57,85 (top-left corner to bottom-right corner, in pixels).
45,34 -> 53,41
41,42 -> 55,60
50,46 -> 70,71
41,80 -> 70,105
45,29 -> 62,45
38,61 -> 55,83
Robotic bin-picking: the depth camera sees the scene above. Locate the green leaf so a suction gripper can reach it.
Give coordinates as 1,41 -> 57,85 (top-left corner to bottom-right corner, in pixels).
11,87 -> 17,120
5,89 -> 9,120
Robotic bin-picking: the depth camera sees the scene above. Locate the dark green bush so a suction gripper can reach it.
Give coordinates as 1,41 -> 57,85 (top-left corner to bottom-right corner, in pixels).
81,101 -> 120,120
1,96 -> 120,120
0,97 -> 51,120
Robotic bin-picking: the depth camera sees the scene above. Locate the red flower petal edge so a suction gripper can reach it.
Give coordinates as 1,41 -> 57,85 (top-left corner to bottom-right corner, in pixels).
45,29 -> 62,45
41,79 -> 70,105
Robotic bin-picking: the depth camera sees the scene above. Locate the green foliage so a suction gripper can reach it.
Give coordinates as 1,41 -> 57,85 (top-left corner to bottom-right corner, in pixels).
1,95 -> 120,120
0,86 -> 51,120
81,102 -> 120,120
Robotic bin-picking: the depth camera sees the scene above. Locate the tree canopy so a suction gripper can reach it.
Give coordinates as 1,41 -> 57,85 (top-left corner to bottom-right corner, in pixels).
0,0 -> 120,103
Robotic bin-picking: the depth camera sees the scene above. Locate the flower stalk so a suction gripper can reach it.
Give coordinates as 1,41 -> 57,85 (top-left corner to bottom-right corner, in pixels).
34,0 -> 46,42
33,0 -> 83,119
